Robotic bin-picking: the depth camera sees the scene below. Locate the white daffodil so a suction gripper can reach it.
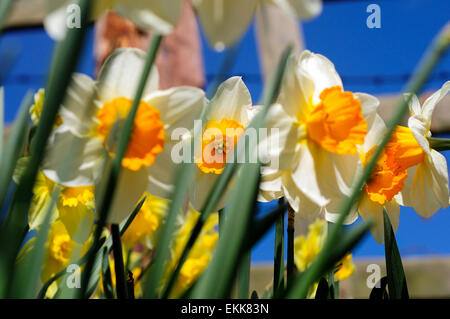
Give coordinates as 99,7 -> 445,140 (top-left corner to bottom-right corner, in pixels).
193,0 -> 322,50
42,48 -> 205,223
188,77 -> 259,211
44,0 -> 183,40
396,81 -> 450,217
355,81 -> 450,243
259,50 -> 381,222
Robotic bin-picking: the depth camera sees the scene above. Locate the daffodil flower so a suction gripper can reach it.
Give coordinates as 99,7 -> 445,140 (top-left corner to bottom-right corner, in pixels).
396,81 -> 450,217
13,157 -> 95,244
44,0 -> 183,40
166,209 -> 219,298
259,51 -> 381,222
293,219 -> 354,298
356,82 -> 450,243
122,192 -> 168,250
17,220 -> 91,298
189,77 -> 259,211
194,0 -> 322,50
42,48 -> 206,223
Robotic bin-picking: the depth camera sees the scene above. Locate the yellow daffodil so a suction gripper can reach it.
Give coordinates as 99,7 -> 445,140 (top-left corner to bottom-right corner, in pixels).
294,219 -> 355,298
334,253 -> 355,281
44,0 -> 183,40
190,77 -> 259,211
294,219 -> 354,278
259,51 -> 381,223
41,48 -> 205,224
122,192 -> 168,250
13,156 -> 95,244
194,0 -> 322,50
167,208 -> 219,298
30,89 -> 63,127
17,220 -> 92,298
294,219 -> 327,272
357,81 -> 450,243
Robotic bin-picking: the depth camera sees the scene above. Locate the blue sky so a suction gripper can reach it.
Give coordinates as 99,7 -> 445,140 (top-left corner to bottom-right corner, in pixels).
1,0 -> 449,261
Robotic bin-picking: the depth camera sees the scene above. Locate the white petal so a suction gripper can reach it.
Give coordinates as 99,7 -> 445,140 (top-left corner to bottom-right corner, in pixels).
258,167 -> 284,202
208,77 -> 252,125
189,168 -> 231,211
278,54 -> 315,121
272,0 -> 322,19
107,167 -> 149,224
42,125 -> 104,187
247,105 -> 262,123
421,81 -> 450,122
290,142 -> 329,209
402,150 -> 449,218
59,73 -> 98,137
194,0 -> 259,50
146,139 -> 184,200
259,103 -> 303,171
144,86 -> 205,135
44,5 -> 67,41
97,48 -> 159,102
355,92 -> 380,121
298,50 -> 343,105
282,173 -> 323,219
115,0 -> 183,34
385,200 -> 400,235
362,113 -> 386,153
358,193 -> 384,244
408,116 -> 430,153
404,93 -> 421,117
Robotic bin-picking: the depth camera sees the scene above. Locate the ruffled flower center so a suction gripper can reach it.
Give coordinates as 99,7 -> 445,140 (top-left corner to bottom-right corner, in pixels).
363,126 -> 425,205
60,186 -> 95,208
196,118 -> 245,174
97,97 -> 165,171
50,233 -> 74,264
306,86 -> 367,155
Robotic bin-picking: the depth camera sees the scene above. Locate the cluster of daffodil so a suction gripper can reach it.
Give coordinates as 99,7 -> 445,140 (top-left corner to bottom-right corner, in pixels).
3,0 -> 448,300
18,45 -> 449,298
259,51 -> 450,243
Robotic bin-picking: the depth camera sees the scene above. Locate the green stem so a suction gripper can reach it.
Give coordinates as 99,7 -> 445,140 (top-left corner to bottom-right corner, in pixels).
237,250 -> 251,299
286,23 -> 450,299
111,224 -> 127,299
428,137 -> 450,152
286,206 -> 295,286
273,199 -> 285,295
219,208 -> 225,234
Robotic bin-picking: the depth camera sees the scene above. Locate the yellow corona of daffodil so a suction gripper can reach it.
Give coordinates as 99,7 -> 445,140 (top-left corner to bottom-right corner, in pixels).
30,89 -> 63,127
13,154 -> 95,244
17,219 -> 91,298
190,77 -> 259,211
259,51 -> 381,223
194,0 -> 322,50
357,81 -> 450,243
30,171 -> 95,243
122,192 -> 168,250
294,219 -> 355,298
44,0 -> 183,40
41,48 -> 205,223
166,209 -> 219,298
